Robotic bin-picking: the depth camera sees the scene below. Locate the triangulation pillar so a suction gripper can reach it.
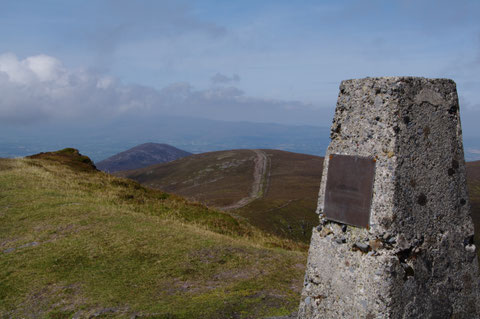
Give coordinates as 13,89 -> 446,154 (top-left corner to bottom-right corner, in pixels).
298,77 -> 480,318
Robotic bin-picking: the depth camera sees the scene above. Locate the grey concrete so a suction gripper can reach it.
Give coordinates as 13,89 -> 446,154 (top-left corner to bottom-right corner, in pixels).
298,77 -> 480,318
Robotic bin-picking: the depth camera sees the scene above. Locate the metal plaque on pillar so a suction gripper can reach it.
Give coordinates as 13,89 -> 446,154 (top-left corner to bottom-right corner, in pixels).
324,154 -> 376,228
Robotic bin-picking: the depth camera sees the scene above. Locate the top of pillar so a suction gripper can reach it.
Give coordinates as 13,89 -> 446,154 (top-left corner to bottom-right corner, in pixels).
341,76 -> 455,83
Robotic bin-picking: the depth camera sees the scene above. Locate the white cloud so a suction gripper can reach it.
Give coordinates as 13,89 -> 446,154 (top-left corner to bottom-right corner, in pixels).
0,53 -> 36,84
0,52 -> 328,126
23,55 -> 64,82
0,53 -> 150,123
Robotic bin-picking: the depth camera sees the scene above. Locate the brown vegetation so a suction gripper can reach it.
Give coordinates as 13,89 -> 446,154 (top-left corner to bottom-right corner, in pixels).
119,149 -> 323,243
467,161 -> 480,245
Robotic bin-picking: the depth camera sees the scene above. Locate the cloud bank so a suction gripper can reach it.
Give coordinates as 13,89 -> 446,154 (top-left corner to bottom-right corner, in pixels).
0,53 -> 327,126
0,53 -> 156,123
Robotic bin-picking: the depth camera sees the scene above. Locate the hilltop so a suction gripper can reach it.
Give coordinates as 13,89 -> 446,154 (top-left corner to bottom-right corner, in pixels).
117,149 -> 323,243
27,148 -> 97,172
95,143 -> 192,173
0,149 -> 305,318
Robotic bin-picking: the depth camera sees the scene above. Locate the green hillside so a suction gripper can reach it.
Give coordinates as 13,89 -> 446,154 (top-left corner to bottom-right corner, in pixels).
117,150 -> 323,244
0,150 -> 306,318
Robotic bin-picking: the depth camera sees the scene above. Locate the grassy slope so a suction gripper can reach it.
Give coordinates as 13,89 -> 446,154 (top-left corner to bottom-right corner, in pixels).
118,150 -> 323,244
0,151 -> 306,318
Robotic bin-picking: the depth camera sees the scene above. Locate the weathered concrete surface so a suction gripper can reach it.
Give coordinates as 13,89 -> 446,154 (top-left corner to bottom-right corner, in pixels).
298,77 -> 480,318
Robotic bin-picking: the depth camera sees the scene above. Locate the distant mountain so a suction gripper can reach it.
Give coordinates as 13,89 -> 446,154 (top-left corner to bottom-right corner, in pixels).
0,115 -> 330,162
117,149 -> 324,243
95,143 -> 192,173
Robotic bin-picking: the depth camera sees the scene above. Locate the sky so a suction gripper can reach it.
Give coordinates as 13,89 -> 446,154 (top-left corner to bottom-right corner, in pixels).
0,0 -> 479,136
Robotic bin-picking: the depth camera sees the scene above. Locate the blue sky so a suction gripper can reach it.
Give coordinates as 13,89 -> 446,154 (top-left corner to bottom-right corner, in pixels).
0,0 -> 479,137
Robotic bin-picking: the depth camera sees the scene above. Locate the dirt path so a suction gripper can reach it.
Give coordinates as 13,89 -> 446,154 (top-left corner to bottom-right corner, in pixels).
221,149 -> 269,210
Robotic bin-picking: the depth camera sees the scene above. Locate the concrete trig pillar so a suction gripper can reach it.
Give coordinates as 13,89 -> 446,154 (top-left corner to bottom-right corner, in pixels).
298,77 -> 480,318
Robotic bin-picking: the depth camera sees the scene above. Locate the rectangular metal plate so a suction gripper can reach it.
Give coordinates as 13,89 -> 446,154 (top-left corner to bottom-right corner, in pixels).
324,154 -> 376,228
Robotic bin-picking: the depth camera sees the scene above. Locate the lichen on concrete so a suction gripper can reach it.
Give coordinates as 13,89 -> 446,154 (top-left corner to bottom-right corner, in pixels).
298,77 -> 480,318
